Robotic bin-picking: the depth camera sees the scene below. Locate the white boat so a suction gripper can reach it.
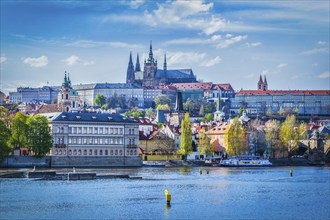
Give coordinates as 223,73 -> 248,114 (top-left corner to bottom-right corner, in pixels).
220,156 -> 272,167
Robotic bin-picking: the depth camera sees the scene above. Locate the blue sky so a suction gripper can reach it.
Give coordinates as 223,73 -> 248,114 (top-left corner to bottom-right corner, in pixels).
0,0 -> 329,94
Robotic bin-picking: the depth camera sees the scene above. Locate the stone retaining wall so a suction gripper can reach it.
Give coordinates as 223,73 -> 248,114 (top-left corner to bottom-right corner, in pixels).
51,156 -> 142,167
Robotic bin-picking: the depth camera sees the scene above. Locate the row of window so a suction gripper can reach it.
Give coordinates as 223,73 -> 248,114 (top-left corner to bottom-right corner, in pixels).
67,137 -> 127,145
69,127 -> 124,135
54,148 -> 137,156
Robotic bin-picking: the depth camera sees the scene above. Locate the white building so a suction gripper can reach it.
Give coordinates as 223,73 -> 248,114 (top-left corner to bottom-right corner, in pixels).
42,112 -> 141,167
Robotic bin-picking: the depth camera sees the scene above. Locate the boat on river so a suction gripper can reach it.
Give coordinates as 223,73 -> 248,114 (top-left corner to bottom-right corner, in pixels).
220,156 -> 272,167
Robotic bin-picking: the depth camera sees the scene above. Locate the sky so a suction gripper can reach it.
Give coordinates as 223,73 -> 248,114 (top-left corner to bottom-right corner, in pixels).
0,0 -> 329,95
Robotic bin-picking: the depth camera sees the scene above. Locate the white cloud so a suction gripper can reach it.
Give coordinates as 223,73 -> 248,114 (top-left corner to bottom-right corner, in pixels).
301,47 -> 329,55
291,75 -> 299,79
312,63 -> 319,67
167,51 -> 206,66
83,61 -> 95,66
246,74 -> 255,78
62,55 -> 95,66
318,71 -> 329,79
165,35 -> 221,45
246,42 -> 262,47
64,55 -> 80,66
261,70 -> 269,75
129,0 -> 146,9
23,56 -> 48,67
317,41 -> 327,45
0,54 -> 7,63
65,40 -> 143,49
277,63 -> 287,69
217,35 -> 247,48
200,56 -> 222,67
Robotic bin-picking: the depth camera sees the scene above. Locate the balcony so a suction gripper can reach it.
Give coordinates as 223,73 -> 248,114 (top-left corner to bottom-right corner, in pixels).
54,144 -> 67,148
126,144 -> 138,148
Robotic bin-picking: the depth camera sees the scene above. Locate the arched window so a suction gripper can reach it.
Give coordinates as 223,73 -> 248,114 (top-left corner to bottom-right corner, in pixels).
66,94 -> 68,100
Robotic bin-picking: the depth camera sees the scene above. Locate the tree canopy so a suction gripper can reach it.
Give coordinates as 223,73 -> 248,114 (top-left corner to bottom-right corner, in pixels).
179,112 -> 193,158
10,112 -> 30,150
94,94 -> 106,107
198,128 -> 211,156
224,117 -> 247,156
27,115 -> 53,158
0,120 -> 11,162
155,94 -> 171,107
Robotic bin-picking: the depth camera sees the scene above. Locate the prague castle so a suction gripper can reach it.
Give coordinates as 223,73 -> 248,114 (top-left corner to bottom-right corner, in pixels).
126,42 -> 197,87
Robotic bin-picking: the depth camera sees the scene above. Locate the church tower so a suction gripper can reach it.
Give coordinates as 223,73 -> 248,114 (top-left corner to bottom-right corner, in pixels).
126,51 -> 135,84
58,72 -> 80,112
143,41 -> 158,86
135,53 -> 141,72
257,74 -> 264,90
263,75 -> 268,90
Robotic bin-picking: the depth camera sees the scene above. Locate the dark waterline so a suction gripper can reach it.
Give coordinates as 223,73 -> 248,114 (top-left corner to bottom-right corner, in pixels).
1,167 -> 329,220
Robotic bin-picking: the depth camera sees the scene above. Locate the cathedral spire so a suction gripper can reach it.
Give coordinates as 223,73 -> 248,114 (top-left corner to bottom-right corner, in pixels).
264,75 -> 267,84
135,53 -> 141,72
126,51 -> 135,84
163,53 -> 167,71
258,74 -> 263,83
147,40 -> 153,63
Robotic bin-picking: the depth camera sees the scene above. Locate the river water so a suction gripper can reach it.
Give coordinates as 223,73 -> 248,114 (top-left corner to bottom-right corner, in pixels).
1,166 -> 329,220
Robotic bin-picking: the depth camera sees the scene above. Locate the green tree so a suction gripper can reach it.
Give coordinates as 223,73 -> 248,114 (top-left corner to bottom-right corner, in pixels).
298,121 -> 308,140
224,117 -> 247,156
124,107 -> 145,118
280,115 -> 298,156
199,104 -> 205,116
204,102 -> 216,113
179,112 -> 193,159
156,104 -> 170,111
0,106 -> 13,128
0,120 -> 11,162
10,112 -> 30,150
94,94 -> 106,107
238,107 -> 244,115
279,106 -> 284,116
266,108 -> 273,117
198,128 -> 211,156
27,115 -> 53,158
293,107 -> 299,115
155,94 -> 171,106
204,113 -> 214,122
265,120 -> 281,158
145,107 -> 156,119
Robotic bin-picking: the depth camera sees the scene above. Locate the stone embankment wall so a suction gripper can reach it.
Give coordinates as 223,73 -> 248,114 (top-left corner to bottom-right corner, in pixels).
0,156 -> 51,168
1,156 -> 142,168
51,156 -> 142,167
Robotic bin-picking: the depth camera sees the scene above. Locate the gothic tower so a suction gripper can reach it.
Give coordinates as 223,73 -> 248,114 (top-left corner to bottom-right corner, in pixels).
257,74 -> 264,90
58,72 -> 73,112
163,53 -> 167,71
126,51 -> 135,84
263,75 -> 268,90
135,53 -> 141,72
143,41 -> 158,86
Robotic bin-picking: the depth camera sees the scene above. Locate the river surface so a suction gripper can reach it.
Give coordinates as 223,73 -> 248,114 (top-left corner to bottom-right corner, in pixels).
1,166 -> 329,220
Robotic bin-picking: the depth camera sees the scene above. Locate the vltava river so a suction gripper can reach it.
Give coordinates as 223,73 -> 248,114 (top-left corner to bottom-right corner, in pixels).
1,166 -> 329,219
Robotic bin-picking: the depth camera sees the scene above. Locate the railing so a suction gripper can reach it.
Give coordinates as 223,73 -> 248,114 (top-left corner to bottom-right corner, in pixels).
127,144 -> 138,148
54,144 -> 67,148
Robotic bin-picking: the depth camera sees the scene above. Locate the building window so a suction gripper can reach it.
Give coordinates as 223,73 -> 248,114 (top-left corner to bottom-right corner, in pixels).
94,128 -> 98,134
115,128 -> 118,134
100,128 -> 103,134
120,128 -> 123,134
110,138 -> 113,144
84,150 -> 87,155
83,138 -> 87,144
110,128 -> 113,134
78,138 -> 82,144
105,150 -> 108,155
73,138 -> 77,144
78,127 -> 82,134
94,138 -> 98,144
89,138 -> 93,145
119,138 -> 123,144
115,150 -> 118,155
110,150 -> 113,155
100,150 -> 103,155
66,94 -> 68,100
105,128 -> 108,134
89,149 -> 92,155
94,149 -> 98,155
83,127 -> 87,134
73,149 -> 77,155
100,138 -> 103,144
89,127 -> 92,134
78,150 -> 81,155
119,150 -> 122,156
69,150 -> 72,155
73,127 -> 77,134
105,138 -> 108,144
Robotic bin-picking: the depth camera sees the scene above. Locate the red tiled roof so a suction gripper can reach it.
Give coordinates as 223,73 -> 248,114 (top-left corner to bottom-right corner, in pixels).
211,83 -> 234,91
236,90 -> 330,96
171,82 -> 212,90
